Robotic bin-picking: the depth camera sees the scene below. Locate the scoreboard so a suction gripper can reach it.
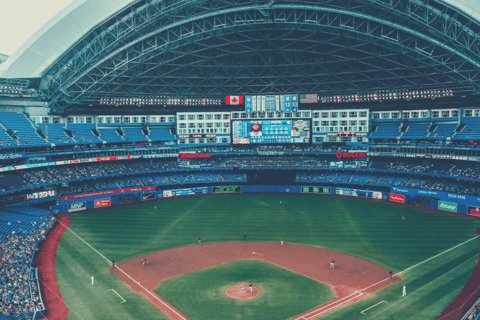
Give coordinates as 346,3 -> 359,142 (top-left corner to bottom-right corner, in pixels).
232,119 -> 310,144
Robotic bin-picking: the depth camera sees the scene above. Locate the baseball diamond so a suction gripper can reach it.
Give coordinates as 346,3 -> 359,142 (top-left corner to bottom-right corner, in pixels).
5,0 -> 480,319
33,194 -> 480,320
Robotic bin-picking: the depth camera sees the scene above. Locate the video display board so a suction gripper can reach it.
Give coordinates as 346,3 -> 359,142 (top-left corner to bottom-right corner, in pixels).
232,119 -> 310,144
162,187 -> 208,198
335,187 -> 382,199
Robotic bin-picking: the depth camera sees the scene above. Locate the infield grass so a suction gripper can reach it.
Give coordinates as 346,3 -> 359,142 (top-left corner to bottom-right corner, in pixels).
55,194 -> 480,320
155,259 -> 335,320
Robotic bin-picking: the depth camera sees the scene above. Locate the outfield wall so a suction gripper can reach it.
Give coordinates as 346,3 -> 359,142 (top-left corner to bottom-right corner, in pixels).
48,184 -> 480,216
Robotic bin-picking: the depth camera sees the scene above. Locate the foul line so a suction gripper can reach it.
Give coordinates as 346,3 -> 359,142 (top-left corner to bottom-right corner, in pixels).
367,254 -> 479,319
361,301 -> 388,315
300,292 -> 363,320
55,217 -> 479,320
55,217 -> 188,320
293,234 -> 479,320
108,289 -> 126,303
37,278 -> 80,320
395,235 -> 480,276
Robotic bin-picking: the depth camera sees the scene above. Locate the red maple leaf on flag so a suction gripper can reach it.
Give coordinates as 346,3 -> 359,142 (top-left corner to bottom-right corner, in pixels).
232,97 -> 238,103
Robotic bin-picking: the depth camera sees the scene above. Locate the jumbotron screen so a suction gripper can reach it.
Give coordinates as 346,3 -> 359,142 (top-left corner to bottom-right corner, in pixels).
232,119 -> 310,144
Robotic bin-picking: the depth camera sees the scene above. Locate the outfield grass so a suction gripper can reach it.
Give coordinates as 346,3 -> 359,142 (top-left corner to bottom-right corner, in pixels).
155,259 -> 335,320
55,194 -> 480,320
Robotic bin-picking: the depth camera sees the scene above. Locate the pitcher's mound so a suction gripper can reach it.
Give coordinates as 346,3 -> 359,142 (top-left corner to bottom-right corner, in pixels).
225,285 -> 260,299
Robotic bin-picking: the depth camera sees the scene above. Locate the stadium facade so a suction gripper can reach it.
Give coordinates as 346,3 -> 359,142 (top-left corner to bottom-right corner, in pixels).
2,0 -> 480,319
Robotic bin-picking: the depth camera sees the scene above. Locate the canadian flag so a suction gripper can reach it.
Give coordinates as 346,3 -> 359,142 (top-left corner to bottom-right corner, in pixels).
226,96 -> 244,105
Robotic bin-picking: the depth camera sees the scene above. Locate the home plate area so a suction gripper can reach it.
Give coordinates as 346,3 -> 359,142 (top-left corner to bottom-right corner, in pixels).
111,242 -> 400,320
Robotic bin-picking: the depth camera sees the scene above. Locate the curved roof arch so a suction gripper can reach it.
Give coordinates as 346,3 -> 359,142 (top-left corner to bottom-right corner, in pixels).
4,0 -> 480,110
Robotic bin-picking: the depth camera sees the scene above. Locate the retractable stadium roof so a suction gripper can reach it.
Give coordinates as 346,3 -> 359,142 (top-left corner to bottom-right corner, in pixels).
3,0 -> 480,111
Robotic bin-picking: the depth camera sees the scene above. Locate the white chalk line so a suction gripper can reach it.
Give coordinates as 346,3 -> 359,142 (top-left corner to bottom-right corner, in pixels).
56,217 -> 479,320
301,292 -> 364,320
108,289 -> 126,303
367,254 -> 479,319
361,301 -> 388,315
55,217 -> 188,320
294,234 -> 479,320
37,277 -> 79,320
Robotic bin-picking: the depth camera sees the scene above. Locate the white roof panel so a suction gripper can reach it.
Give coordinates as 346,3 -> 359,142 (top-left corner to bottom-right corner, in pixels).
440,0 -> 480,21
0,0 -> 134,78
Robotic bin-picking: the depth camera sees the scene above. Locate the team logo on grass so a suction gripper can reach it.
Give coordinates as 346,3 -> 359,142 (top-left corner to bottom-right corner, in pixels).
438,201 -> 457,212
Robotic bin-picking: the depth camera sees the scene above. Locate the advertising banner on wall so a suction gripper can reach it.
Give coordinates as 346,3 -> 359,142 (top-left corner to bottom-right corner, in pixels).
59,186 -> 155,201
142,192 -> 156,201
390,193 -> 405,203
212,186 -> 242,194
438,201 -> 457,212
94,198 -> 111,208
469,207 -> 480,216
245,96 -> 252,114
68,202 -> 86,212
292,95 -> 298,112
27,190 -> 55,201
372,192 -> 383,199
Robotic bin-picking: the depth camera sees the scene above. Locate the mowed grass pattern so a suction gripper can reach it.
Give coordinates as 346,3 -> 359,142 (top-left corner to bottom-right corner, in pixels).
55,194 -> 480,320
155,259 -> 335,320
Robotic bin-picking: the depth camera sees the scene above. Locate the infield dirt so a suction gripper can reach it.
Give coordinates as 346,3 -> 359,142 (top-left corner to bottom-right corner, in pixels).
111,242 -> 400,320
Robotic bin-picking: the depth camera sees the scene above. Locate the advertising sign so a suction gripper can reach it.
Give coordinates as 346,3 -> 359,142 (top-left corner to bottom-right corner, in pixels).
373,192 -> 383,199
438,201 -> 457,212
27,189 -> 55,201
59,186 -> 155,201
245,96 -> 252,114
284,95 -> 292,113
68,202 -> 86,212
212,186 -> 242,194
469,207 -> 480,216
390,193 -> 405,203
292,95 -> 298,112
142,192 -> 156,201
162,187 -> 208,198
94,198 -> 111,208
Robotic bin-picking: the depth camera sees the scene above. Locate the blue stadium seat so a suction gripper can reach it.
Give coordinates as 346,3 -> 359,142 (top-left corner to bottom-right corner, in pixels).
67,124 -> 101,143
38,123 -> 75,144
0,112 -> 48,146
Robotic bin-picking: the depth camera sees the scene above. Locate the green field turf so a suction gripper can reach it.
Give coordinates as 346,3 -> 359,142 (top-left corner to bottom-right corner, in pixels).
55,194 -> 480,320
154,259 -> 335,320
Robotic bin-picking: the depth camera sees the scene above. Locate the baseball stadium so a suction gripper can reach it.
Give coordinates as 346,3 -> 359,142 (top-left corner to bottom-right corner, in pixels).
3,0 -> 480,319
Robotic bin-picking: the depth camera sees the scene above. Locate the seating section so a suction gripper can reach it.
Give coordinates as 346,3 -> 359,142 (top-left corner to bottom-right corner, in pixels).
0,129 -> 16,147
370,124 -> 400,137
350,174 -> 377,184
148,128 -> 175,141
220,173 -> 246,181
123,128 -> 147,141
430,124 -> 457,138
454,121 -> 480,140
38,123 -> 75,144
402,124 -> 430,137
0,112 -> 47,146
98,128 -> 123,142
67,124 -> 101,143
0,207 -> 52,318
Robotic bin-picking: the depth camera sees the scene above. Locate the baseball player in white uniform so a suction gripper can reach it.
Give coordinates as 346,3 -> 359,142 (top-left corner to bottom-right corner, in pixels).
403,285 -> 406,296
